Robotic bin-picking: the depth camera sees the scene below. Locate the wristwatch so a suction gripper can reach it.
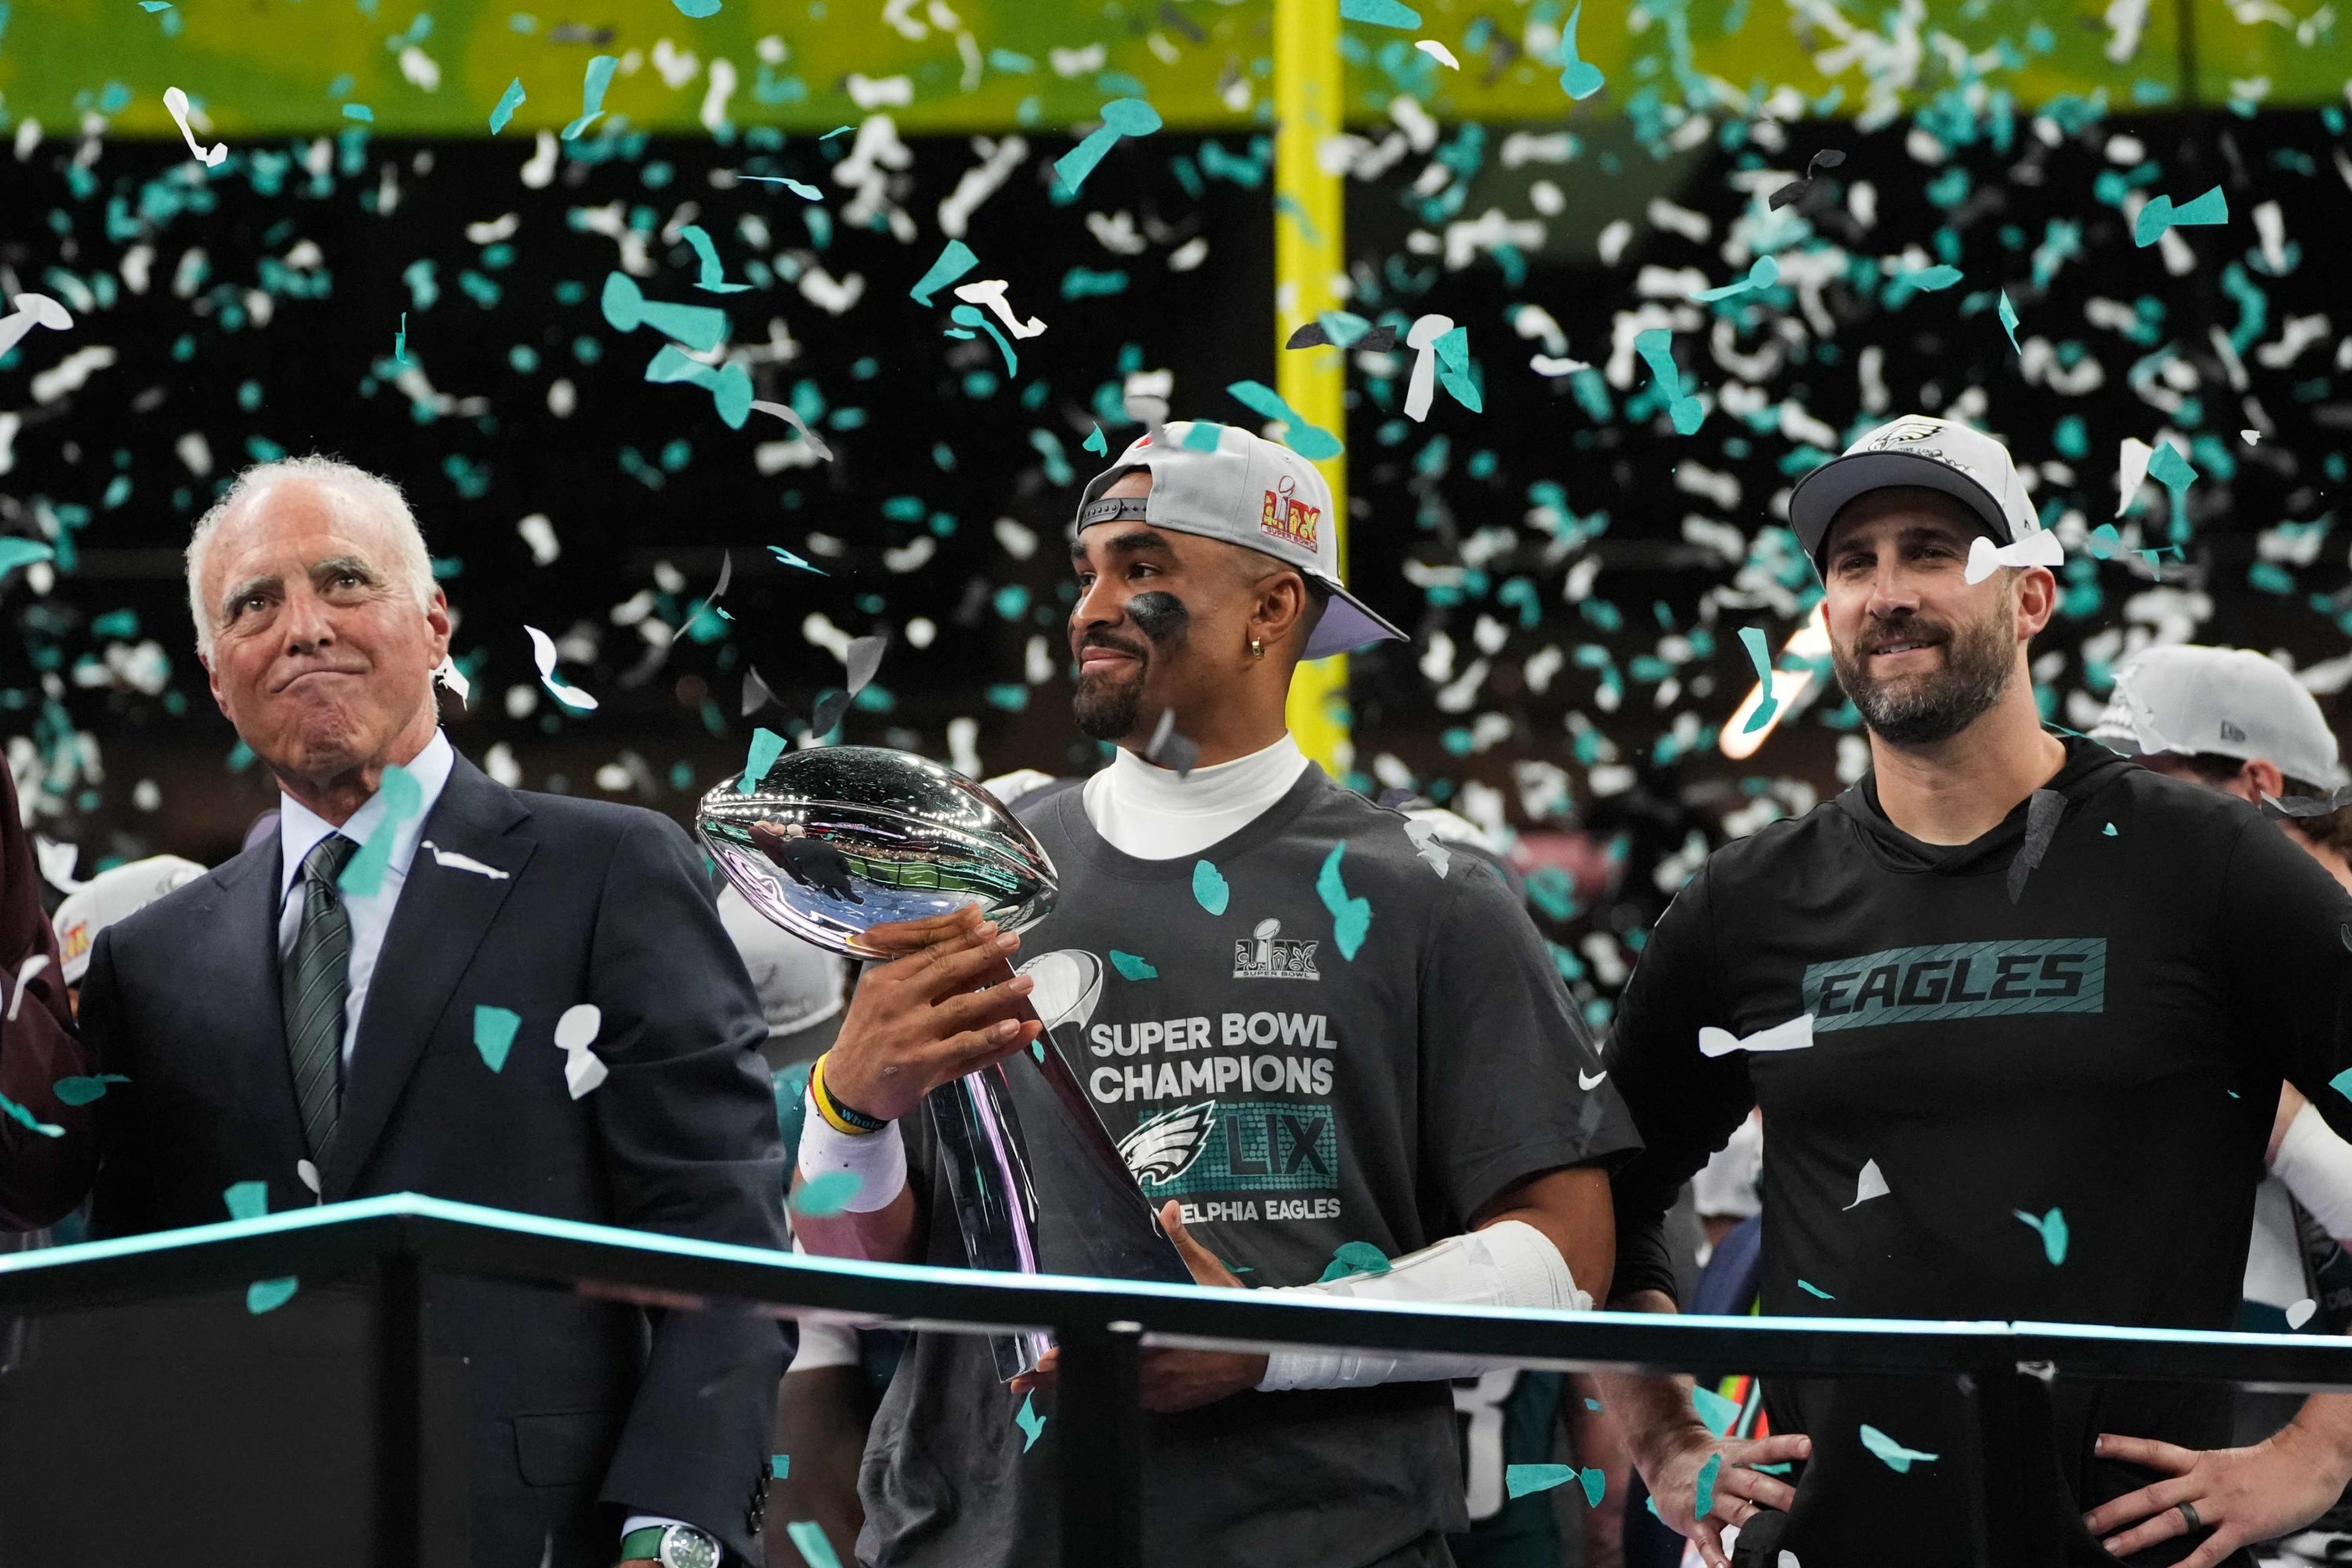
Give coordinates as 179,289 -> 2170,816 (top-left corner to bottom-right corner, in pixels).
619,1523 -> 722,1568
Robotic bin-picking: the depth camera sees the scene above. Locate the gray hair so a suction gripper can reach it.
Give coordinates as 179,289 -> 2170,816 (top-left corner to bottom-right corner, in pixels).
185,456 -> 436,660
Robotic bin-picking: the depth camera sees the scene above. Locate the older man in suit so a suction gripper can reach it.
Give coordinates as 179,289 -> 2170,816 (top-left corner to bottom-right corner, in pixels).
37,456 -> 786,1568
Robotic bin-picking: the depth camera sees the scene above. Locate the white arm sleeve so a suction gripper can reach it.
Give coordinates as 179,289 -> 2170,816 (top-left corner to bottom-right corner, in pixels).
2272,1098 -> 2352,1243
794,1086 -> 908,1216
1256,1220 -> 1590,1392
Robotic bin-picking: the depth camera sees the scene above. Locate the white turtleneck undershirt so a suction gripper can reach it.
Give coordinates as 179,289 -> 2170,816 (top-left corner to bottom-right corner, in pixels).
1079,731 -> 1311,860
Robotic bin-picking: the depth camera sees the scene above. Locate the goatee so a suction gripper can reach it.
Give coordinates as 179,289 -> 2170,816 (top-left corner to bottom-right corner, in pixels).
1073,667 -> 1145,741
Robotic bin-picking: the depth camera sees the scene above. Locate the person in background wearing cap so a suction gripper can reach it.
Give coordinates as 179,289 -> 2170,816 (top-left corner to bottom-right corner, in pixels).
1595,415 -> 2352,1568
789,419 -> 1639,1568
2094,645 -> 2352,1559
52,856 -> 209,1008
0,761 -> 88,1238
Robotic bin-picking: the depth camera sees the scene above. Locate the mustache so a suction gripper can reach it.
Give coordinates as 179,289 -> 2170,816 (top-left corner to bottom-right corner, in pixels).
1853,618 -> 1951,655
1078,628 -> 1149,662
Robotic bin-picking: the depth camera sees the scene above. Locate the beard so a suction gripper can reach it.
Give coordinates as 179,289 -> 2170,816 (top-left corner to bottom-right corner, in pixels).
1072,639 -> 1149,740
1831,592 -> 2017,746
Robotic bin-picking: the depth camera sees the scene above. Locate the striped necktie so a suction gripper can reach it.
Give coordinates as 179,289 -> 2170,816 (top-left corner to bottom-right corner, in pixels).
282,832 -> 361,1163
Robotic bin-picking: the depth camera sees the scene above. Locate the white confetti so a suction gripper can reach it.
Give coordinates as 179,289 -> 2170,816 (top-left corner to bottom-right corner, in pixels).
2288,1298 -> 2319,1330
5,954 -> 49,1022
2114,437 -> 2154,518
0,292 -> 72,361
1698,1014 -> 1815,1058
1846,1158 -> 1890,1210
162,87 -> 229,168
1963,529 -> 2064,583
524,625 -> 599,712
1415,38 -> 1462,69
422,840 -> 511,880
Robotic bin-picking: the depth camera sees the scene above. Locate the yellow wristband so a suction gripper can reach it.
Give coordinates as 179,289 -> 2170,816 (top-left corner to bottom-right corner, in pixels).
810,1053 -> 886,1137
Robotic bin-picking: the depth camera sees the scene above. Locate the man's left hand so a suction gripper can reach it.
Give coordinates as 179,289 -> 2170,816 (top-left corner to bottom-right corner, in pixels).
2084,1425 -> 2350,1566
1009,1202 -> 1268,1414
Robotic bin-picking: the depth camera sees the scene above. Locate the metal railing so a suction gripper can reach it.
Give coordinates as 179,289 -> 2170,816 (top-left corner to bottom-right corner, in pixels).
4,1193 -> 2349,1568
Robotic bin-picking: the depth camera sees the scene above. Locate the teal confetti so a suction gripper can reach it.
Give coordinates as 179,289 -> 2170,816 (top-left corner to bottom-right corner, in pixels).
792,1170 -> 863,1217
681,225 -> 752,293
0,1090 -> 63,1138
473,1006 -> 521,1073
644,343 -> 753,428
1693,1453 -> 1722,1515
1581,1466 -> 1606,1506
343,103 -> 374,122
1431,327 -> 1482,413
785,1523 -> 842,1568
1558,3 -> 1605,99
1693,256 -> 1779,302
1014,1391 -> 1047,1451
821,125 -> 854,139
1505,1464 -> 1577,1499
2085,522 -> 2124,558
2102,822 -> 2117,837
673,0 -> 722,13
1898,264 -> 1963,292
51,1074 -> 129,1106
1998,290 -> 2021,353
1739,626 -> 1777,734
1796,1278 -> 1834,1299
337,764 -> 423,900
1109,949 -> 1158,980
394,310 -> 408,363
561,54 -> 619,141
139,1 -> 172,9
740,728 -> 787,791
1316,843 -> 1372,960
2014,1206 -> 2068,1265
1633,328 -> 1704,435
1053,98 -> 1163,197
488,77 -> 526,133
1692,1385 -> 1740,1437
743,176 -> 825,200
771,1454 -> 791,1479
1192,859 -> 1230,916
2134,185 -> 2227,247
1181,420 -> 1225,452
1225,379 -> 1344,460
602,273 -> 730,351
950,305 -> 1018,375
768,545 -> 827,575
1858,1423 -> 1940,1473
1316,1240 -> 1392,1282
1585,1397 -> 1603,1410
2331,1066 -> 2352,1104
0,539 -> 56,579
247,1278 -> 299,1314
1083,423 -> 1109,456
223,1181 -> 269,1221
1341,0 -> 1422,23
1751,1461 -> 1792,1475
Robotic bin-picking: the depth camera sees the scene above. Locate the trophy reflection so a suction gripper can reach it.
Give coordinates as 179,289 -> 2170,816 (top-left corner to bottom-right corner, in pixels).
697,746 -> 1189,1377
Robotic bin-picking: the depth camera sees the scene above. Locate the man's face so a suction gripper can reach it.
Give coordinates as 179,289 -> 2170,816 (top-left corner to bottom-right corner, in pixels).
1821,487 -> 2041,746
200,480 -> 450,783
1066,470 -> 1265,746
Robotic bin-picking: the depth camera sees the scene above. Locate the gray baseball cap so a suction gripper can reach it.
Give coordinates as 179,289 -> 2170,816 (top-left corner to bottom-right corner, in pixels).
1075,420 -> 1406,661
1788,414 -> 2040,564
2090,644 -> 2347,789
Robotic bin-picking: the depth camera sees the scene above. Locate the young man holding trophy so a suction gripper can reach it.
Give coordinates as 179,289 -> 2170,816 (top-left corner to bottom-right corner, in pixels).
782,422 -> 1637,1567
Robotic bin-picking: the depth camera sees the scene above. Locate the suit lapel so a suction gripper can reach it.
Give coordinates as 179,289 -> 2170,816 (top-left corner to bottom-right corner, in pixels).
199,839 -> 314,1175
325,755 -> 536,1200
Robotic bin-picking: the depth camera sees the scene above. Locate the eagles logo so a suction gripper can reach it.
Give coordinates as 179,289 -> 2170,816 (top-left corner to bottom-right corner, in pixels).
1868,418 -> 1944,449
1118,1099 -> 1218,1185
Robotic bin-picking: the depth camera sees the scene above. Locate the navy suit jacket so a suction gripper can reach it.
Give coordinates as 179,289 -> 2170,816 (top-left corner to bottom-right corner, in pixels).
71,753 -> 788,1566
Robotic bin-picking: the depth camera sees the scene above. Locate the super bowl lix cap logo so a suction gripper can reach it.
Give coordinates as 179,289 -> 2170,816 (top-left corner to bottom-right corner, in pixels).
1260,476 -> 1320,552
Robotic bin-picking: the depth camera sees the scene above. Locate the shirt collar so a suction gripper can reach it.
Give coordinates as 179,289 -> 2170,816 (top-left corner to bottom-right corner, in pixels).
278,729 -> 457,904
1101,731 -> 1307,820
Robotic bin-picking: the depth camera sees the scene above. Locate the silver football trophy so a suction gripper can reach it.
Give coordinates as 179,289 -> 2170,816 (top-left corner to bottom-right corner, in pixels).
697,746 -> 1191,1377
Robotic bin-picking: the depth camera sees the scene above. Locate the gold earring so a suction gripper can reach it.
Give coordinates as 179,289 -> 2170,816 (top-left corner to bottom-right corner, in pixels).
1249,637 -> 1265,660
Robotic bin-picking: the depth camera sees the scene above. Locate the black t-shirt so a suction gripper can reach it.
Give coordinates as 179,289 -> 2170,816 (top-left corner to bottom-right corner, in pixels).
1608,738 -> 2352,1567
857,764 -> 1639,1568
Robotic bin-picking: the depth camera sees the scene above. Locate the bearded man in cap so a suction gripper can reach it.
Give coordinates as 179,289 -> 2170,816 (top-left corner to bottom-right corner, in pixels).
788,420 -> 1638,1568
1596,416 -> 2352,1568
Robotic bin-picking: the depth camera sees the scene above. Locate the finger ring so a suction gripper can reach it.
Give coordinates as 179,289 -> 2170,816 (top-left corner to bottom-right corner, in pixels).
2177,1501 -> 2203,1532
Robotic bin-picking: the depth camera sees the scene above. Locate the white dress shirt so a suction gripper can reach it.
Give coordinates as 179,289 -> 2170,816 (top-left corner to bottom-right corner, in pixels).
275,728 -> 456,1068
1078,731 -> 1311,860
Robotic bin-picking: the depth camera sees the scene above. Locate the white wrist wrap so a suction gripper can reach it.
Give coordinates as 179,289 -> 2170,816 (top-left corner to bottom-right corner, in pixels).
2274,1099 -> 2352,1243
795,1086 -> 907,1215
1256,1220 -> 1591,1392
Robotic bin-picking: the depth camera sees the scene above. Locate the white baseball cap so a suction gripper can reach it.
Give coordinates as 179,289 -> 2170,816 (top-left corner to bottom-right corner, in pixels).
2090,644 -> 2347,789
1788,415 -> 2039,565
1076,420 -> 1406,661
53,855 -> 208,984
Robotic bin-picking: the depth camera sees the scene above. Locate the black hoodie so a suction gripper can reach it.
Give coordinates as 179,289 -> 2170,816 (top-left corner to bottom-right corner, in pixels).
1609,738 -> 2352,1567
